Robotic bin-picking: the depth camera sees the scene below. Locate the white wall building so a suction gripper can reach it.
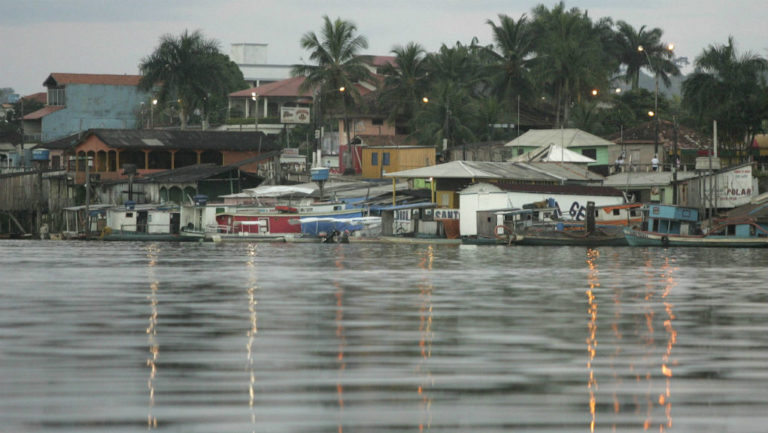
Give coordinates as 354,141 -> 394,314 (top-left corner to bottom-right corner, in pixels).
230,43 -> 293,87
458,183 -> 625,236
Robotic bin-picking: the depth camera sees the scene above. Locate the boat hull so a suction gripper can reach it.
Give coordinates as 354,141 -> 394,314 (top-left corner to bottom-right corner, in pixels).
623,228 -> 768,247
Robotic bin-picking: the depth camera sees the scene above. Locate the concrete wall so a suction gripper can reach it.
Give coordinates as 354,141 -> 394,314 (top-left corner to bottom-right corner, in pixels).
42,84 -> 147,142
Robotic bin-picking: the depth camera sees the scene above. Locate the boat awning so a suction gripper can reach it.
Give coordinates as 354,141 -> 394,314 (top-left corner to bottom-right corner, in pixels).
374,202 -> 436,211
222,185 -> 317,198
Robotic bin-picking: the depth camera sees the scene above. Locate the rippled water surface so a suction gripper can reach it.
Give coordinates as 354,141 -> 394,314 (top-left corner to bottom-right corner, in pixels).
1,240 -> 768,432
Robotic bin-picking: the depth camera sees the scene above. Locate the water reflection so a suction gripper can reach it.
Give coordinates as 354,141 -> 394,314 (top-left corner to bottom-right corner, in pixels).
587,249 -> 680,432
417,246 -> 434,432
585,248 -> 599,432
334,244 -> 346,433
245,244 -> 258,432
145,243 -> 160,430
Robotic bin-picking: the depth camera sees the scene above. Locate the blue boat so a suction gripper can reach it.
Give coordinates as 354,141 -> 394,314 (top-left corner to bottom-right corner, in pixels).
623,204 -> 768,247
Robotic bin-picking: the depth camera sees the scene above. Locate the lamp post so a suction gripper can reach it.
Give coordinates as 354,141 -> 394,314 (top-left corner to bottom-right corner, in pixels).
251,92 -> 259,132
638,45 -> 660,157
339,86 -> 351,172
151,99 -> 157,129
638,43 -> 674,160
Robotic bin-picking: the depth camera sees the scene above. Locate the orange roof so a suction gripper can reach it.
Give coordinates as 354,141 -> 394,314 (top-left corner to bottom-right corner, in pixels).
23,105 -> 65,120
22,92 -> 47,104
44,73 -> 142,87
367,56 -> 396,67
230,76 -> 312,98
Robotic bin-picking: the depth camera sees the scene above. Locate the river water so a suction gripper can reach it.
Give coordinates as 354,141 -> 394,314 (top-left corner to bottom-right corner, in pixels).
1,240 -> 767,432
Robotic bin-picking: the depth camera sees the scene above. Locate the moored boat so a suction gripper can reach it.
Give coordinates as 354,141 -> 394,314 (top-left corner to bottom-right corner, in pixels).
623,204 -> 768,247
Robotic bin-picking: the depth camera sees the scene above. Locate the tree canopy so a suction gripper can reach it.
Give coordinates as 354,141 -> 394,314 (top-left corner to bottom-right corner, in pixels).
139,30 -> 245,129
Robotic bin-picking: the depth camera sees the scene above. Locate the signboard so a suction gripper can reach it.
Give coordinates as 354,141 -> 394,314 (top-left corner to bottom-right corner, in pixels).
434,209 -> 460,220
715,165 -> 754,207
280,106 -> 310,124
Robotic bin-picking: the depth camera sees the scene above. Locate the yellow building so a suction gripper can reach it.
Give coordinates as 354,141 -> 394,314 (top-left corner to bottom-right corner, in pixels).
360,146 -> 436,179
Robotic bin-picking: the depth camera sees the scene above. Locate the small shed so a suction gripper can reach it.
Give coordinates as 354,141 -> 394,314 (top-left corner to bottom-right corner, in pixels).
360,145 -> 435,179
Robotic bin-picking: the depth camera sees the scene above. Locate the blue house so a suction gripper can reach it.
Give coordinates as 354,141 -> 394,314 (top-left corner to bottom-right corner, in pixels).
22,73 -> 148,143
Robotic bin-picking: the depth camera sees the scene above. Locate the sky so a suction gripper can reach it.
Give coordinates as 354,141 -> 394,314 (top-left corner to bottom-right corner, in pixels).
2,0 -> 767,96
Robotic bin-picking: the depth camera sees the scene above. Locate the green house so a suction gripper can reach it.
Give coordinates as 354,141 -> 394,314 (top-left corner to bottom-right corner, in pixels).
504,128 -> 613,167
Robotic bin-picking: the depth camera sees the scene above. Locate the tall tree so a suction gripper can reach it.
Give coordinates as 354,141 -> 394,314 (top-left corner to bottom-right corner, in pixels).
530,2 -> 611,128
615,21 -> 664,90
682,37 -> 768,158
378,42 -> 429,124
292,16 -> 371,119
292,16 -> 371,168
139,30 -> 234,129
484,14 -> 536,110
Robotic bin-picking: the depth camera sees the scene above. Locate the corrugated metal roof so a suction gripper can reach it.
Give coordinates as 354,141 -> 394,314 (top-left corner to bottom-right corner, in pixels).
505,128 -> 614,148
85,129 -> 281,152
230,76 -> 312,98
384,160 -> 602,183
602,171 -> 698,187
44,73 -> 142,87
494,182 -> 625,197
22,105 -> 64,120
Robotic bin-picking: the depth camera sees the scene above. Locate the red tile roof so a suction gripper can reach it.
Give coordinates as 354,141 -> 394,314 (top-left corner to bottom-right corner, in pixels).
230,76 -> 312,98
22,92 -> 47,104
44,73 -> 142,87
23,105 -> 65,120
367,56 -> 396,67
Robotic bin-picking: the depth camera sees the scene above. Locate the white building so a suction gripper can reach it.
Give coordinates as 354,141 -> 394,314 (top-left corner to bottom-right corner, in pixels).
230,43 -> 293,87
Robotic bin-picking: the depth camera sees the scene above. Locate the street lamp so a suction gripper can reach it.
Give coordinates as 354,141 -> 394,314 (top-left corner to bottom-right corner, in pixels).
151,99 -> 157,129
339,86 -> 351,171
638,43 -> 674,159
251,92 -> 259,132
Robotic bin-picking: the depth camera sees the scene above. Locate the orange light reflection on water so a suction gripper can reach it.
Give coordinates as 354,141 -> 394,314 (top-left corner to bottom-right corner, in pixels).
586,248 -> 599,433
417,246 -> 434,432
145,244 -> 160,430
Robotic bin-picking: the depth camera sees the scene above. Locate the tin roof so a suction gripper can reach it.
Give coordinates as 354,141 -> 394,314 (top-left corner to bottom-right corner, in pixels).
43,73 -> 142,87
230,76 -> 311,98
22,105 -> 64,120
505,128 -> 614,148
83,129 -> 280,152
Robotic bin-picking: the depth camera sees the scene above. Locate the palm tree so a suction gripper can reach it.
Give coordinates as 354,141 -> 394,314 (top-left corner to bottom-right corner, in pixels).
292,16 -> 371,167
484,14 -> 536,112
378,42 -> 429,125
139,30 -> 226,129
683,37 -> 768,159
411,80 -> 476,154
615,21 -> 664,90
531,2 -> 609,128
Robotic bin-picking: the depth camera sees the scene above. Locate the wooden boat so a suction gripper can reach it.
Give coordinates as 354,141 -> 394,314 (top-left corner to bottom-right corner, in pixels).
496,201 -> 636,246
512,224 -> 627,246
100,203 -> 198,242
623,204 -> 768,247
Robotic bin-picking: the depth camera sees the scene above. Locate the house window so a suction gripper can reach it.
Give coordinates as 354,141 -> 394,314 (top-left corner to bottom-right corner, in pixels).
517,148 -> 525,155
581,148 -> 597,159
48,87 -> 65,106
372,118 -> 384,125
371,152 -> 378,166
382,152 -> 390,166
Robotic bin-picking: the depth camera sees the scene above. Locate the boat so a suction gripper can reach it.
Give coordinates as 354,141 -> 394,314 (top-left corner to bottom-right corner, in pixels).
623,204 -> 768,247
496,201 -> 639,246
99,202 -> 198,242
511,224 -> 627,246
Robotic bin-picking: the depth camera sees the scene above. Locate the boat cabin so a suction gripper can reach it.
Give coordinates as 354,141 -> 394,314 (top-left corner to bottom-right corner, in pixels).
644,205 -> 699,235
106,202 -> 182,234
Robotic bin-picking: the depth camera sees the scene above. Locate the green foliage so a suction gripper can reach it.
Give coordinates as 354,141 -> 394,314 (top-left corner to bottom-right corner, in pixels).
682,37 -> 768,157
139,30 -> 244,129
292,15 -> 372,119
0,98 -> 45,144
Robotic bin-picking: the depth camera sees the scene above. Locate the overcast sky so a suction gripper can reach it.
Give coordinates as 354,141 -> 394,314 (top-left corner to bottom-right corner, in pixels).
2,0 -> 766,96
